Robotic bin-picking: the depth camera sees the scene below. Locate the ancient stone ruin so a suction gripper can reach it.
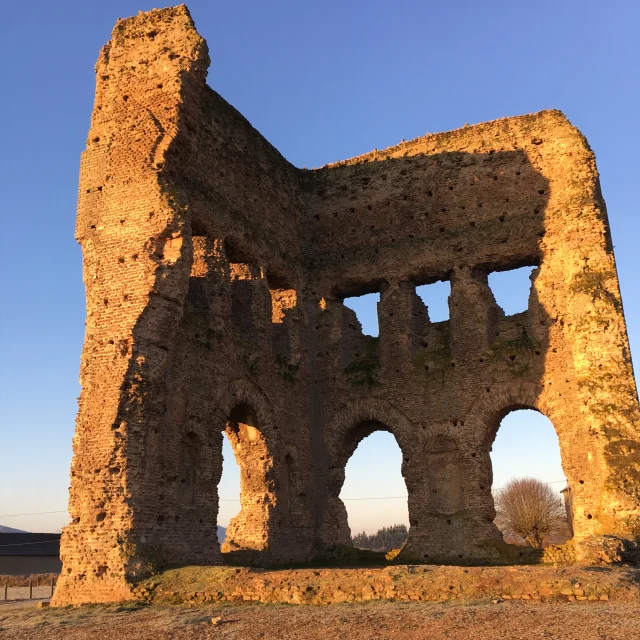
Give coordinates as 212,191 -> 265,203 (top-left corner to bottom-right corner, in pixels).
53,5 -> 640,605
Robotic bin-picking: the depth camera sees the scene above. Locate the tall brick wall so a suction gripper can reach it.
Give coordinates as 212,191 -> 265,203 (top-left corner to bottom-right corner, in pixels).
53,5 -> 640,605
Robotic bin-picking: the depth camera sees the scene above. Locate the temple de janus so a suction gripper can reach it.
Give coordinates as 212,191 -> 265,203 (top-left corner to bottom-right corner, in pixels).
53,5 -> 640,605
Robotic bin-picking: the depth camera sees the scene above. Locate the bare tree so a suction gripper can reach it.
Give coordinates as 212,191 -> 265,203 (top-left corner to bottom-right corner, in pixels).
494,477 -> 566,549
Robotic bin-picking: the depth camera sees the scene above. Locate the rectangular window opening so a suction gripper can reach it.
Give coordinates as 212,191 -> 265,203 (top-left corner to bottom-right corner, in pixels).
415,279 -> 451,323
488,265 -> 536,316
267,270 -> 297,325
343,292 -> 381,337
267,270 -> 299,363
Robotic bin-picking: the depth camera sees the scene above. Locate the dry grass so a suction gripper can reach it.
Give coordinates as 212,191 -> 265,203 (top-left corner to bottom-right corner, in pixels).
3,599 -> 640,639
0,574 -> 57,588
136,563 -> 640,607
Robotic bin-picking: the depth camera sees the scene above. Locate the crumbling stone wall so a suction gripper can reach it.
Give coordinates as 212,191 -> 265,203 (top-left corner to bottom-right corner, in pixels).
134,564 -> 638,605
53,5 -> 640,605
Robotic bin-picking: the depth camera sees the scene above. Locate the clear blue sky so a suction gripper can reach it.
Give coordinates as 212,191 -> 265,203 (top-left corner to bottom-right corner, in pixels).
1,0 -> 638,534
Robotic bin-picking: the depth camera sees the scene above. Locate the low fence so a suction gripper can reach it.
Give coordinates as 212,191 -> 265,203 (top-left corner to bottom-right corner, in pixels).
1,575 -> 57,602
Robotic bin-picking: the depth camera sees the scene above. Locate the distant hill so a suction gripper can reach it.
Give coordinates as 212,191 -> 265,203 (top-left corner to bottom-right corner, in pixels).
217,526 -> 226,543
0,525 -> 27,533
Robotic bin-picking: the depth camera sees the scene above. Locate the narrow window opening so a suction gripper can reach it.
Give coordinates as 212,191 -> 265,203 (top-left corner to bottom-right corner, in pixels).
490,409 -> 571,549
488,266 -> 536,315
268,271 -> 299,366
415,279 -> 451,322
341,429 -> 409,553
229,265 -> 263,343
271,288 -> 299,366
184,236 -> 214,325
191,217 -> 207,236
225,238 -> 257,265
216,432 -> 240,547
226,239 -> 265,352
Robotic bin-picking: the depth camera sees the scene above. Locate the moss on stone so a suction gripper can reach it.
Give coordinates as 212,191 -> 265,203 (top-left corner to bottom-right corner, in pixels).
276,353 -> 300,383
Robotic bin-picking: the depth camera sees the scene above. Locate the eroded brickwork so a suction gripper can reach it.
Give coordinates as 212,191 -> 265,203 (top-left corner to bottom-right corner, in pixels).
54,5 -> 640,605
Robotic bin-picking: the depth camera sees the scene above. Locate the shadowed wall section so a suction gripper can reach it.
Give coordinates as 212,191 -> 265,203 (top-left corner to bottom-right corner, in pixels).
54,5 -> 640,605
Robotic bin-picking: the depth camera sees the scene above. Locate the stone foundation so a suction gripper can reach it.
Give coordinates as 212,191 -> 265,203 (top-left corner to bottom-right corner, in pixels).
134,564 -> 640,605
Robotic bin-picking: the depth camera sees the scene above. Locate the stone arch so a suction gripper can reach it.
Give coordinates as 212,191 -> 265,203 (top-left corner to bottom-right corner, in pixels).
173,415 -> 216,506
420,423 -> 463,448
321,397 -> 415,548
325,397 -> 415,463
463,380 -> 569,452
461,381 -> 581,543
216,378 -> 276,441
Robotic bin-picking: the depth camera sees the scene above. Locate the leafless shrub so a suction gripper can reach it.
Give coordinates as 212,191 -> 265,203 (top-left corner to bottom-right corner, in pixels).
494,477 -> 566,549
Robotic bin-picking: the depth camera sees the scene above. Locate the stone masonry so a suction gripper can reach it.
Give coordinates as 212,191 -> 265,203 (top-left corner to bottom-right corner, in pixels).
53,5 -> 640,605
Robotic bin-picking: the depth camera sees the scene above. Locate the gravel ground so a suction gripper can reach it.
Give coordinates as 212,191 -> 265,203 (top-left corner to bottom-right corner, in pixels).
2,599 -> 640,639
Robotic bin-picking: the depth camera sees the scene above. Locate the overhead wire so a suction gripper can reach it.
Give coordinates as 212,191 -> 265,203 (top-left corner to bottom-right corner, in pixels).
0,539 -> 61,548
0,480 -> 569,515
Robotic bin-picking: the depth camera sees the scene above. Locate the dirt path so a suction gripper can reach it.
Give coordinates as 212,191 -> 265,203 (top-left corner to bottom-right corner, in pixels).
2,599 -> 640,639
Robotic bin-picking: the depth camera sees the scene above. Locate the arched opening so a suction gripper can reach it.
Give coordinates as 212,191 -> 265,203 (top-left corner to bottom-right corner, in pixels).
490,408 -> 571,548
339,424 -> 409,553
219,404 -> 273,553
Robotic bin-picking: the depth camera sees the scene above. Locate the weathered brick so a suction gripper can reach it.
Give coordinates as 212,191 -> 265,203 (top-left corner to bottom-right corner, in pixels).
53,5 -> 640,606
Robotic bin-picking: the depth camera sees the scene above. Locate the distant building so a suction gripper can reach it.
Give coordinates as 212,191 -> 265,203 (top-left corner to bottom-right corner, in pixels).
0,533 -> 61,575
